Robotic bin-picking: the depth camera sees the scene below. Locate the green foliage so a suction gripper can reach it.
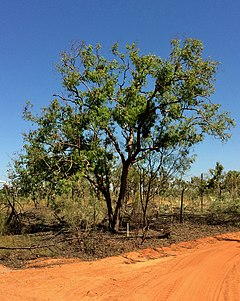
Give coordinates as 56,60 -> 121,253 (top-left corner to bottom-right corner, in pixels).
51,194 -> 103,230
11,38 -> 234,231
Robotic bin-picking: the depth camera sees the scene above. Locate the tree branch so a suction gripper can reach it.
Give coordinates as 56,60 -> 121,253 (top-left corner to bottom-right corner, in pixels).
105,127 -> 125,162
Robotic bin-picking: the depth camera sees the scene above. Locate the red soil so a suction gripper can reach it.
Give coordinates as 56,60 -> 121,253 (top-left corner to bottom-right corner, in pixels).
0,232 -> 239,301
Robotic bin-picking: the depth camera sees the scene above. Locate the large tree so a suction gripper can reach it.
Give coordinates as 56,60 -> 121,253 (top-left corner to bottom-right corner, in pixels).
16,38 -> 234,231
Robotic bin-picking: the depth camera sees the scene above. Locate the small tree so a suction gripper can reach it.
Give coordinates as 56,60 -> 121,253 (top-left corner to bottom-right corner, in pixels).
16,38 -> 234,231
208,162 -> 225,198
224,170 -> 240,199
136,143 -> 194,226
190,174 -> 208,211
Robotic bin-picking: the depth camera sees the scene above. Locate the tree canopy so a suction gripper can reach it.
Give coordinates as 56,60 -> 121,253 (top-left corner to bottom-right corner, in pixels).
13,38 -> 234,231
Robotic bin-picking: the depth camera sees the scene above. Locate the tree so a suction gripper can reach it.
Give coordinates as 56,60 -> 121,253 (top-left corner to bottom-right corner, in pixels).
190,173 -> 208,211
208,162 -> 225,198
135,143 -> 194,226
16,38 -> 234,231
223,170 -> 240,199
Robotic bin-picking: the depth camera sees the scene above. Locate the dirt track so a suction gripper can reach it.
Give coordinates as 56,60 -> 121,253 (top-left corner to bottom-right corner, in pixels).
0,232 -> 239,301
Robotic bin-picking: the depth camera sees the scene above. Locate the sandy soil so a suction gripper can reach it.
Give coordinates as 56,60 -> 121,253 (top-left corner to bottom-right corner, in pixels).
0,232 -> 239,301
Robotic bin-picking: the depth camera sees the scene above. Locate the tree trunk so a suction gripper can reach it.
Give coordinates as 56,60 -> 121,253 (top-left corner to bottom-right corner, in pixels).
85,173 -> 113,231
103,189 -> 113,230
142,179 -> 152,227
111,161 -> 130,232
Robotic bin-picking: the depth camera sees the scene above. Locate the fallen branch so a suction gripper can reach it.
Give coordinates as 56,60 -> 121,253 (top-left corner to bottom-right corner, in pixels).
113,231 -> 171,240
144,232 -> 171,240
0,244 -> 56,250
0,236 -> 81,251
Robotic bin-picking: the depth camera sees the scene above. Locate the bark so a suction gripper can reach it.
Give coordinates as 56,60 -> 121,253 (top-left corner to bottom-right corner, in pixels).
84,173 -> 113,230
111,161 -> 131,232
103,189 -> 113,230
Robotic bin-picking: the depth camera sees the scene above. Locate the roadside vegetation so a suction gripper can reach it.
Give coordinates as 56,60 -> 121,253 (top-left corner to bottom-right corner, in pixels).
0,161 -> 239,268
0,38 -> 239,267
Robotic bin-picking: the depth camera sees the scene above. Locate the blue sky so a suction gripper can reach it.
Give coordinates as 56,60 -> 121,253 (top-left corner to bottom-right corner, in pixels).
0,0 -> 240,180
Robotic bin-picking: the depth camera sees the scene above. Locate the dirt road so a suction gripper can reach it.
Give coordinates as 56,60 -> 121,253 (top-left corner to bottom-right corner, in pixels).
0,232 -> 239,301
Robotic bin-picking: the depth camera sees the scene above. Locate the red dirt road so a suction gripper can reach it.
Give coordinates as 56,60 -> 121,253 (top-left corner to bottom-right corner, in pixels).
0,232 -> 239,301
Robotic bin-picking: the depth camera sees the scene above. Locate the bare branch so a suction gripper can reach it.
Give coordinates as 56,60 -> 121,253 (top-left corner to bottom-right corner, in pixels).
105,127 -> 125,162
118,62 -> 130,89
0,244 -> 56,250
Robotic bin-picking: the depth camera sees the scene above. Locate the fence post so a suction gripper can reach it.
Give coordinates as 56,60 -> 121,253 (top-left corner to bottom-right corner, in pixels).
180,188 -> 185,223
126,223 -> 130,237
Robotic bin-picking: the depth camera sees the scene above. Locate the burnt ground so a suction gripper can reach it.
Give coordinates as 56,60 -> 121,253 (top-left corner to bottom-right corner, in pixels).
0,213 -> 239,268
